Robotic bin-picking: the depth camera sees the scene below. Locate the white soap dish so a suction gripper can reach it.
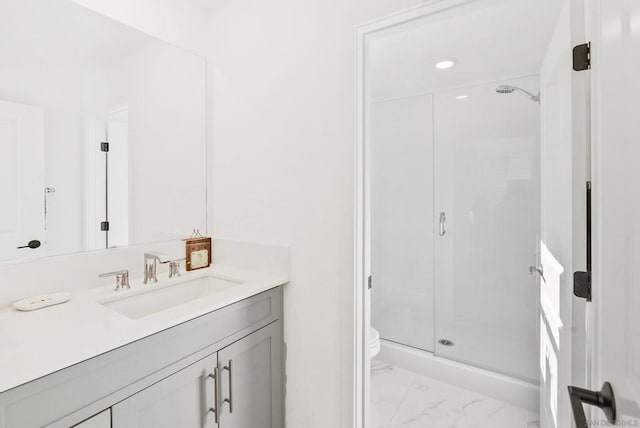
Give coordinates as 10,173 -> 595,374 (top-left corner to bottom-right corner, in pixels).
13,292 -> 71,311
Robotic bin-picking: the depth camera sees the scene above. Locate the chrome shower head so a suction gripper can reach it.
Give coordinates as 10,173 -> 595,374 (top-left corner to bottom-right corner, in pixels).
496,85 -> 515,94
495,85 -> 541,103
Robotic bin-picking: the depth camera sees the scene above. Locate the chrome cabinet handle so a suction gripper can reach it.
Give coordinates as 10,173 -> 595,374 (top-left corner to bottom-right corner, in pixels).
208,367 -> 220,423
439,212 -> 446,236
223,360 -> 233,413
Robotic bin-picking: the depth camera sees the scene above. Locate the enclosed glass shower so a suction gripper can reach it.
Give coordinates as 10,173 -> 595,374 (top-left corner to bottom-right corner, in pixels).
368,1 -> 548,382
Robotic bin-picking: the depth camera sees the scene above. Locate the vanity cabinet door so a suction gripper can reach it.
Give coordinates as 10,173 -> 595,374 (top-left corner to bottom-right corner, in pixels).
112,352 -> 218,428
218,321 -> 283,428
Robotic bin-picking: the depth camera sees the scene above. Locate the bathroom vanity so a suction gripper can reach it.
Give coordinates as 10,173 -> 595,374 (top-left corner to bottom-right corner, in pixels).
0,2 -> 289,427
0,267 -> 286,428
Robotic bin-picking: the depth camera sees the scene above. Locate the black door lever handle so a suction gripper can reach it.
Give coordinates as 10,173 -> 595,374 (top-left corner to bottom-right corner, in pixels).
568,382 -> 616,428
17,240 -> 41,249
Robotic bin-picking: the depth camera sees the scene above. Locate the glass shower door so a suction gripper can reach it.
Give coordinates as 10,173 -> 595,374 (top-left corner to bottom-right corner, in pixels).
434,76 -> 541,381
370,93 -> 435,352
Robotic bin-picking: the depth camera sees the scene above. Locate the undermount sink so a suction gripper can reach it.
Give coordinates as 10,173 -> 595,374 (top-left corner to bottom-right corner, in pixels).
100,276 -> 243,319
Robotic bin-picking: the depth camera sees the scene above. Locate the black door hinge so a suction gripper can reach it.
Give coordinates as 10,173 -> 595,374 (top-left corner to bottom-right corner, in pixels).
368,276 -> 372,290
101,142 -> 110,152
573,42 -> 591,71
100,221 -> 110,231
573,271 -> 591,301
574,181 -> 592,301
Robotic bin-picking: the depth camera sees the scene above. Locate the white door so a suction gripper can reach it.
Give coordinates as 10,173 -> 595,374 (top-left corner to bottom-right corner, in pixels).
0,100 -> 45,261
589,0 -> 640,425
106,107 -> 129,248
539,0 -> 589,426
83,118 -> 107,251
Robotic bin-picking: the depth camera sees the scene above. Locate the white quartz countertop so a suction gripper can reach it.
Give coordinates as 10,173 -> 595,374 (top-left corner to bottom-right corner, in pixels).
0,264 -> 288,394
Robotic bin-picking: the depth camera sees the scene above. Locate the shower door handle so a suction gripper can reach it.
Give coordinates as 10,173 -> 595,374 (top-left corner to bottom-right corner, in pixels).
439,212 -> 446,236
529,265 -> 546,283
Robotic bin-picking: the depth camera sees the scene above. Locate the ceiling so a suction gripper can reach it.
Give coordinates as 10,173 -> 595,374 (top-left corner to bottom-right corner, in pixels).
368,0 -> 564,101
0,0 -> 158,75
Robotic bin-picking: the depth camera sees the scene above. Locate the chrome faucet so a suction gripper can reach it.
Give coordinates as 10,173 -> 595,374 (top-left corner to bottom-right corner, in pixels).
99,269 -> 130,291
144,253 -> 162,284
144,252 -> 185,283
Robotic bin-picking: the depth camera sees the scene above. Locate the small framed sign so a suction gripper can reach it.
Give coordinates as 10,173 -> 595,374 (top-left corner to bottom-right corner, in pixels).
185,236 -> 211,271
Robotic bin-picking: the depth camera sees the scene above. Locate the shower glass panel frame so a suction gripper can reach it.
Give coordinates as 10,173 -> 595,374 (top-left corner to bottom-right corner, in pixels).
367,3 -> 545,382
369,76 -> 541,381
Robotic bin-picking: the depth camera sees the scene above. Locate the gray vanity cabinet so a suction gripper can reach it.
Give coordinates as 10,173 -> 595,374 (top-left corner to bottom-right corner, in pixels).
112,352 -> 219,428
111,321 -> 283,428
217,321 -> 283,428
0,288 -> 284,428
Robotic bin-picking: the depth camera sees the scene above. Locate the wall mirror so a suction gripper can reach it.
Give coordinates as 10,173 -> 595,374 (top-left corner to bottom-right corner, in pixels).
0,0 -> 207,263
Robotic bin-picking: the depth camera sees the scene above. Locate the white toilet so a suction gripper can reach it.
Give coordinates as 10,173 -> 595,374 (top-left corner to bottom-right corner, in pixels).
370,327 -> 381,358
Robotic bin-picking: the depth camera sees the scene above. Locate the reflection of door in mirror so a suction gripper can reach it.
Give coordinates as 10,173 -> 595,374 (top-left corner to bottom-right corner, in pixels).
0,100 -> 45,261
83,107 -> 130,251
84,118 -> 107,251
107,106 -> 129,249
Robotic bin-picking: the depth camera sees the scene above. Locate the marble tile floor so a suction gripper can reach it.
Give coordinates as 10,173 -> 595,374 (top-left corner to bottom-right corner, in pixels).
370,360 -> 540,428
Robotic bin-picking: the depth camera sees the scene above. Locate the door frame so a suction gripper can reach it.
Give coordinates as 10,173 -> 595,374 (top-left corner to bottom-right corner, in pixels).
587,0 -> 640,421
353,1 -> 496,426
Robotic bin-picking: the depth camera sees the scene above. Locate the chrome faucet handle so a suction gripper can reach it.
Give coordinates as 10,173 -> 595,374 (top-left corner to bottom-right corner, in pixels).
144,253 -> 185,282
99,270 -> 130,291
167,258 -> 185,278
143,253 -> 160,284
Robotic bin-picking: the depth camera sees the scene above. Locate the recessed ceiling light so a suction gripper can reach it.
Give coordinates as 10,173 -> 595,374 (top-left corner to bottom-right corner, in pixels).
435,59 -> 456,70
456,95 -> 468,100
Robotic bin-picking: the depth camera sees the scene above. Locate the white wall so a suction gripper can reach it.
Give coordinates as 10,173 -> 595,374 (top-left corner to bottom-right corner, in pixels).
207,1 -> 421,426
